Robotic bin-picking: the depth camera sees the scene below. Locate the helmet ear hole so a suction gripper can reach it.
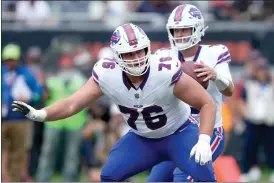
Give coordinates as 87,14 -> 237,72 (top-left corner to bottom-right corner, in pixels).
170,29 -> 174,36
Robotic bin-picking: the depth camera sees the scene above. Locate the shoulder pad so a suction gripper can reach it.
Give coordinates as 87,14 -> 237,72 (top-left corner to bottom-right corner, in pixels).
154,47 -> 172,58
151,48 -> 182,85
210,44 -> 232,65
92,58 -> 117,85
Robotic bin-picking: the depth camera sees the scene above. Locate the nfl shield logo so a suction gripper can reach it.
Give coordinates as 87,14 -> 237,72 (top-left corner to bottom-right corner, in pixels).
135,93 -> 139,99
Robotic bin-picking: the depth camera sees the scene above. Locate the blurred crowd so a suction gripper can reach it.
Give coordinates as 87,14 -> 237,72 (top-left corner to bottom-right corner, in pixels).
2,0 -> 274,28
1,43 -> 128,182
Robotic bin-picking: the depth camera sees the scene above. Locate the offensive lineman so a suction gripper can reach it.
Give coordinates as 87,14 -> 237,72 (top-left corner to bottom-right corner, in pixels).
12,23 -> 217,182
147,4 -> 234,182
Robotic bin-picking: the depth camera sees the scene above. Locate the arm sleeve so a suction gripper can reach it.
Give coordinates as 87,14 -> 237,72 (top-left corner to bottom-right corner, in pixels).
214,62 -> 233,83
170,60 -> 183,85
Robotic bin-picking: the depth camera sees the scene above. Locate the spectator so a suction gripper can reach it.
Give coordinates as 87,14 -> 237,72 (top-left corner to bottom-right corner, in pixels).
16,0 -> 51,28
1,43 -> 42,182
239,59 -> 274,182
3,1 -> 17,23
24,46 -> 45,180
88,1 -> 129,28
231,0 -> 252,21
81,99 -> 124,182
36,55 -> 88,181
73,46 -> 93,77
97,47 -> 114,60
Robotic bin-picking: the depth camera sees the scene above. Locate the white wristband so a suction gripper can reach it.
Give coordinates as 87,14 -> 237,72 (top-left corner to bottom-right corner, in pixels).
199,134 -> 211,144
215,72 -> 230,91
33,109 -> 47,122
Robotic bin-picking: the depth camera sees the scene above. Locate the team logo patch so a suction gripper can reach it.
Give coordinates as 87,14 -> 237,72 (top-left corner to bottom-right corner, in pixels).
110,30 -> 121,46
188,7 -> 202,19
135,93 -> 139,99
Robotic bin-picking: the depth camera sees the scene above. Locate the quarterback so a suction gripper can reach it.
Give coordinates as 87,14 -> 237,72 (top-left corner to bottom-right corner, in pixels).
13,23 -> 217,182
147,4 -> 234,182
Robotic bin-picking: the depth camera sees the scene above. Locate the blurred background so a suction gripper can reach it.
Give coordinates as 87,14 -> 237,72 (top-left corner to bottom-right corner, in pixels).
1,0 -> 274,182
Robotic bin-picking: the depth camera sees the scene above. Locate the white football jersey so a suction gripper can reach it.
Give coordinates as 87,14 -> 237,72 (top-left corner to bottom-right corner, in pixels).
168,44 -> 232,128
92,52 -> 191,139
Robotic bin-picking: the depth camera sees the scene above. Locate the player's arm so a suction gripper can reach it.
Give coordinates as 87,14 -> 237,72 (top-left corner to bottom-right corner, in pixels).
214,62 -> 234,96
173,73 -> 216,137
12,77 -> 103,122
43,77 -> 102,121
214,45 -> 234,96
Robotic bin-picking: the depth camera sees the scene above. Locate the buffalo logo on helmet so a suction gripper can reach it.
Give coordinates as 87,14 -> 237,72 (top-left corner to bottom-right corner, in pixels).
188,7 -> 202,19
110,30 -> 121,46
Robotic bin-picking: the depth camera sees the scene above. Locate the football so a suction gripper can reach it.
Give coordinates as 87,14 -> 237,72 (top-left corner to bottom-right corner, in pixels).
182,62 -> 209,89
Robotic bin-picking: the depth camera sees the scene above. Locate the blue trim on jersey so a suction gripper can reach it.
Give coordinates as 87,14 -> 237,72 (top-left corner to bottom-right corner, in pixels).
178,45 -> 202,63
190,107 -> 200,114
217,51 -> 229,61
178,51 -> 184,63
122,71 -> 132,90
122,67 -> 150,90
139,67 -> 150,90
217,56 -> 231,65
171,66 -> 183,85
92,70 -> 98,80
193,45 -> 202,62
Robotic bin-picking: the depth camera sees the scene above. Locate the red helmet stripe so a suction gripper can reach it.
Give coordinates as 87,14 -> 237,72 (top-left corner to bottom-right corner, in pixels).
122,24 -> 138,46
174,5 -> 185,21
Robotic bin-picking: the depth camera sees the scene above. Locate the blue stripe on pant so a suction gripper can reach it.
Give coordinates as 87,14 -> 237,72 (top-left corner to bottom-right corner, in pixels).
100,120 -> 216,182
147,126 -> 225,182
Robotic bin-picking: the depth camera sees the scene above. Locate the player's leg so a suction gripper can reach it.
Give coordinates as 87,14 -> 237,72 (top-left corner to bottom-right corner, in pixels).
242,120 -> 260,174
167,120 -> 216,182
173,126 -> 226,182
263,125 -> 274,172
100,131 -> 161,182
62,129 -> 82,181
36,127 -> 61,181
147,161 -> 175,182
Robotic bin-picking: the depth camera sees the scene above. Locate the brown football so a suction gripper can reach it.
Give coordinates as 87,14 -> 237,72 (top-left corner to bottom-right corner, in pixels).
182,62 -> 209,89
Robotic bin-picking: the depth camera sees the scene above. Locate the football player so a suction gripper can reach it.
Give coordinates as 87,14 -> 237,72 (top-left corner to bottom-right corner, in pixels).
12,23 -> 217,182
147,4 -> 234,182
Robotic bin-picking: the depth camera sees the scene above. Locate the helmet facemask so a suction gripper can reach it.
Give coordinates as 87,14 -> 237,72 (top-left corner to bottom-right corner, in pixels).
115,46 -> 151,76
167,23 -> 207,51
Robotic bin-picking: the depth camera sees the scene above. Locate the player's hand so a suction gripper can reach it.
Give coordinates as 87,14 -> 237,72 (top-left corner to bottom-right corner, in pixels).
12,101 -> 46,122
194,61 -> 216,82
190,134 -> 212,166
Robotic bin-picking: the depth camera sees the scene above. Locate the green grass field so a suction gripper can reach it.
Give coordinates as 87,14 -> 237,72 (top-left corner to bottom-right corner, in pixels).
50,167 -> 272,182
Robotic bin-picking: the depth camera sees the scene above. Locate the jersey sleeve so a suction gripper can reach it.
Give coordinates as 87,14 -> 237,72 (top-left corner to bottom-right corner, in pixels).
215,45 -> 232,65
153,48 -> 183,85
170,60 -> 183,85
214,62 -> 233,82
92,59 -> 106,86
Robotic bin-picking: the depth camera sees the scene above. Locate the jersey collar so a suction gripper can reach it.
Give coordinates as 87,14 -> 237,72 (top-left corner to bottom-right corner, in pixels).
178,45 -> 202,63
122,67 -> 150,90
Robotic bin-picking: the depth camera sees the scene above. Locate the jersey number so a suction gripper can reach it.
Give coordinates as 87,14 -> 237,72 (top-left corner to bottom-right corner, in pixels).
118,105 -> 167,130
158,57 -> 172,71
102,58 -> 116,69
